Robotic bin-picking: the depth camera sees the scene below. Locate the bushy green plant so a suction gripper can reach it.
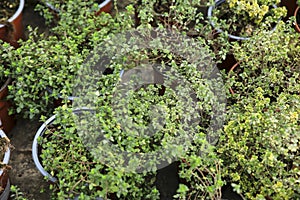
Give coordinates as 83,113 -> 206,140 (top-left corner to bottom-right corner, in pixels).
3,1 -> 135,119
77,24 -> 225,198
35,0 -> 107,25
134,0 -> 230,76
228,0 -> 282,24
221,18 -> 300,199
0,40 -> 14,87
209,0 -> 287,38
219,88 -> 300,199
231,21 -> 298,68
39,106 -> 160,200
37,22 -> 226,199
227,21 -> 300,100
176,145 -> 223,200
38,0 -> 134,48
135,0 -> 212,36
6,27 -> 83,119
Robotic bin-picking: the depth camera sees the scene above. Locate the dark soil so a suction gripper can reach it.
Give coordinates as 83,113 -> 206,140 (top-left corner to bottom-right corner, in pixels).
8,118 -> 51,199
0,0 -> 19,21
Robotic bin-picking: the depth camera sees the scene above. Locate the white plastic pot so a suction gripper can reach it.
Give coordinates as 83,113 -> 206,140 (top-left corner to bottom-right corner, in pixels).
0,130 -> 11,200
32,108 -> 95,183
32,108 -> 105,200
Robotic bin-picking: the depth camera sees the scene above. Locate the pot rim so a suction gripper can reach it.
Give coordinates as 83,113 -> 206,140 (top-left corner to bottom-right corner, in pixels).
0,178 -> 10,199
207,0 -> 278,40
228,61 -> 240,95
98,0 -> 112,9
32,107 -> 95,183
294,6 -> 300,32
0,0 -> 25,28
0,130 -> 11,177
0,78 -> 11,97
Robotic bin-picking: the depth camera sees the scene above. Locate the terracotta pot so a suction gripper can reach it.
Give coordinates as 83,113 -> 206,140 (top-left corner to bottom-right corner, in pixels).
95,0 -> 113,15
228,62 -> 240,95
0,130 -> 11,200
217,54 -> 237,72
280,0 -> 297,20
0,78 -> 15,134
0,0 -> 25,48
294,6 -> 300,33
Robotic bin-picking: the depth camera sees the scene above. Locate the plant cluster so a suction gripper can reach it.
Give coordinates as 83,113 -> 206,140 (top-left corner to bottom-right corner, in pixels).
228,0 -> 281,24
0,0 -> 299,199
38,21 -> 225,199
221,15 -> 300,200
220,89 -> 300,199
228,21 -> 300,100
34,1 -> 299,199
209,0 -> 287,38
1,0 -> 134,118
6,28 -> 83,118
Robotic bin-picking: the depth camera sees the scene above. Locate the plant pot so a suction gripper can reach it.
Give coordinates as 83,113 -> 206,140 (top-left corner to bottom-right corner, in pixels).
32,108 -> 94,183
217,54 -> 237,72
95,0 -> 113,15
280,0 -> 297,20
228,62 -> 240,95
155,162 -> 180,199
32,113 -> 63,183
0,78 -> 15,134
207,0 -> 278,40
32,108 -> 106,199
0,0 -> 25,48
221,184 -> 244,200
294,6 -> 300,33
0,129 -> 11,200
0,179 -> 10,200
